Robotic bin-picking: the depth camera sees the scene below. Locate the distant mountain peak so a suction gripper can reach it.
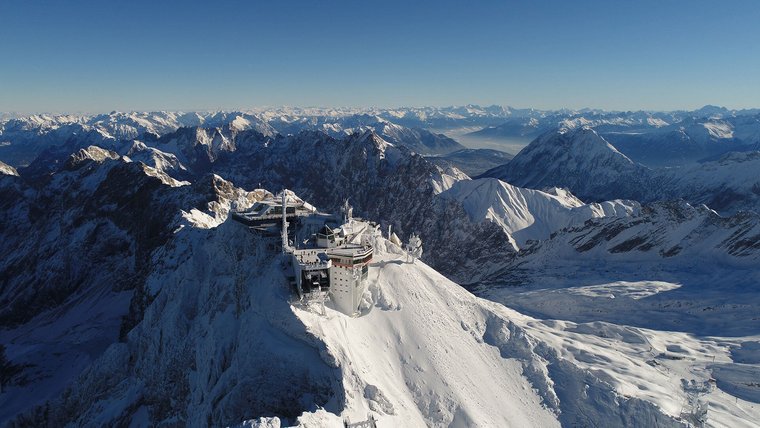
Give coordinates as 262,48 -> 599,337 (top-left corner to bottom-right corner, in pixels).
0,160 -> 19,176
694,104 -> 730,118
480,126 -> 651,202
64,146 -> 119,170
347,128 -> 394,151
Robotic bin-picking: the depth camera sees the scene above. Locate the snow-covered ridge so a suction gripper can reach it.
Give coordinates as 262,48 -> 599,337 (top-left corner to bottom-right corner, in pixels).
4,105 -> 760,171
268,114 -> 465,155
0,111 -> 276,141
14,212 -> 686,427
532,200 -> 760,263
441,177 -> 639,249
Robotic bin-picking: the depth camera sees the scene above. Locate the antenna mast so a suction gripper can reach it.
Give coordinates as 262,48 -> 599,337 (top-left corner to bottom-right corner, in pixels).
281,189 -> 290,254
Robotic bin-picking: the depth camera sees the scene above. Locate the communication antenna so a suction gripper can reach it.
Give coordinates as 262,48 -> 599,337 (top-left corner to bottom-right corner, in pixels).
281,189 -> 290,254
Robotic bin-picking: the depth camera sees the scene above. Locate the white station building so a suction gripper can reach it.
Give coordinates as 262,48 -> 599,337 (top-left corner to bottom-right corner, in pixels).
233,193 -> 375,316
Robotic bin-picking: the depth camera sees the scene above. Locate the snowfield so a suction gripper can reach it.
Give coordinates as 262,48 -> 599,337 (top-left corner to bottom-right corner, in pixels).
292,241 -> 760,427
230,233 -> 706,427
294,240 -> 559,427
479,272 -> 760,428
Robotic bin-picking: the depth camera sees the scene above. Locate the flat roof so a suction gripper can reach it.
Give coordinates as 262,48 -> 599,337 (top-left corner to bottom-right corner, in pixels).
292,249 -> 330,264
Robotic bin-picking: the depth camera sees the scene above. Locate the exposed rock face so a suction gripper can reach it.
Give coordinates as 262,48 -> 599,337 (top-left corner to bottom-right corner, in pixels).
490,200 -> 760,282
0,152 -> 277,422
179,129 -> 513,284
0,161 -> 18,177
1,156 -> 173,327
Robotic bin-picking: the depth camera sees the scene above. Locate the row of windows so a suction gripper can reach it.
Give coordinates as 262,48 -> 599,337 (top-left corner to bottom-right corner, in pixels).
329,255 -> 372,266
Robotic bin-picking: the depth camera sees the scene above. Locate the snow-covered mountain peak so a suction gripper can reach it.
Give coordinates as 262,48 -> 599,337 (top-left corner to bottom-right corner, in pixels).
480,125 -> 665,204
348,128 -> 394,152
0,160 -> 19,176
180,175 -> 270,228
64,145 -> 120,170
228,115 -> 253,131
122,140 -> 191,184
514,126 -> 639,171
554,126 -> 633,161
693,104 -> 731,119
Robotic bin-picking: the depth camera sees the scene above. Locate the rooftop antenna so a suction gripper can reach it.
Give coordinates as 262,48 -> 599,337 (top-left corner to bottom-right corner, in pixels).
343,199 -> 353,225
281,189 -> 290,254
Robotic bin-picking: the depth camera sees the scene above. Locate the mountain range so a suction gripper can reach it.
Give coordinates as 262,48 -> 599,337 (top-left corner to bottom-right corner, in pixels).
2,106 -> 760,426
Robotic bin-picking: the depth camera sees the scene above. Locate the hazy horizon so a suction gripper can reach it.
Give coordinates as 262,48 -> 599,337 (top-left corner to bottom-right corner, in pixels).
2,0 -> 759,113
1,103 -> 756,118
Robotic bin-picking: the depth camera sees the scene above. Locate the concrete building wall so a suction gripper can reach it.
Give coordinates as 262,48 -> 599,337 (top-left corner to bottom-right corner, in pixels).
329,265 -> 365,315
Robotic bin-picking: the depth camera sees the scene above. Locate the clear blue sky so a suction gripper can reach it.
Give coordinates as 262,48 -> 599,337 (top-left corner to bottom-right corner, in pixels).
1,0 -> 759,113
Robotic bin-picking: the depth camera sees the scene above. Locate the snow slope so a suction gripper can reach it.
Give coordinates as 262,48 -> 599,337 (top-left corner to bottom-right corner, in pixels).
468,200 -> 760,428
478,200 -> 760,335
441,177 -> 639,248
294,241 -> 559,427
11,217 -> 687,427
